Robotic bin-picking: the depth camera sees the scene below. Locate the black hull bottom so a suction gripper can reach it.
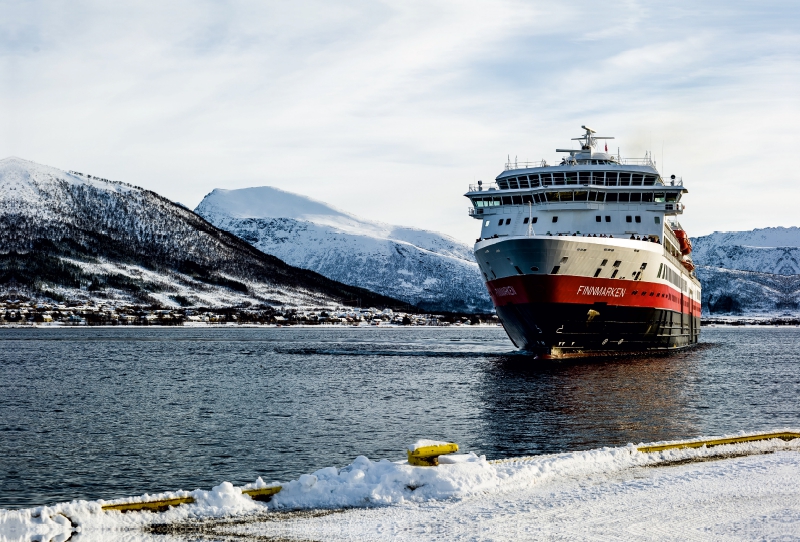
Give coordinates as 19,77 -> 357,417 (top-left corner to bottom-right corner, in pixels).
496,302 -> 700,358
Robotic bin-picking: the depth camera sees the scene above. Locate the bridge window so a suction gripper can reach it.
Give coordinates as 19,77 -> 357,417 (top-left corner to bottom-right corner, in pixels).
578,172 -> 591,185
666,192 -> 679,202
619,173 -> 631,186
606,193 -> 618,202
502,196 -> 512,205
654,192 -> 665,202
605,172 -> 618,186
518,176 -> 530,189
552,172 -> 565,185
522,194 -> 533,204
559,191 -> 574,202
512,195 -> 522,204
498,179 -> 509,189
546,192 -> 559,202
541,173 -> 553,186
592,172 -> 604,185
641,192 -> 653,202
644,175 -> 657,186
510,178 -> 520,189
629,193 -> 641,202
533,193 -> 543,203
631,174 -> 643,186
618,193 -> 630,202
574,190 -> 588,201
529,174 -> 540,187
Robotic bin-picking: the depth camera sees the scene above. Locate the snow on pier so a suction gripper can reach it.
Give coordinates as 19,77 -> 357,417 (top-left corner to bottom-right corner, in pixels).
2,431 -> 799,541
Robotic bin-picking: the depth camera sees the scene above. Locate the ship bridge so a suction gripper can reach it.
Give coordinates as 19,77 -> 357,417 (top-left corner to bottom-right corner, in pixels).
465,126 -> 688,244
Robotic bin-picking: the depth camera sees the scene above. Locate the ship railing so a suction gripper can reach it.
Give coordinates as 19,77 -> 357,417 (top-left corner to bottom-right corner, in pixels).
503,156 -> 659,171
619,157 -> 657,167
468,181 -> 684,193
504,160 -> 549,170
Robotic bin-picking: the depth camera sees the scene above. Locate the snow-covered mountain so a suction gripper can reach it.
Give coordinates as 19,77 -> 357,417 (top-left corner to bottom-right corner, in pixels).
0,157 -> 404,308
195,186 -> 492,313
692,227 -> 800,316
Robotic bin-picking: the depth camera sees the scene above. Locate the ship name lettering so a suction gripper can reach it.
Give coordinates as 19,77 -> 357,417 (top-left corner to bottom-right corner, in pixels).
576,285 -> 626,298
494,286 -> 517,297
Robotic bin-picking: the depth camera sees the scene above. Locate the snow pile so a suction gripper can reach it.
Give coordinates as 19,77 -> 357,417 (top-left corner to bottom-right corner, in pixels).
2,431 -> 799,541
195,186 -> 492,313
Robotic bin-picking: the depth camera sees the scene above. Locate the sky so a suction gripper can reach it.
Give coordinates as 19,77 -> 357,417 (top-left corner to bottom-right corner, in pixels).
2,0 -> 799,244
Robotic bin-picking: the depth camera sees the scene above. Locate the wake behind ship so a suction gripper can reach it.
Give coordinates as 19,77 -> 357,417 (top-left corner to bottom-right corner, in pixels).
466,127 -> 701,357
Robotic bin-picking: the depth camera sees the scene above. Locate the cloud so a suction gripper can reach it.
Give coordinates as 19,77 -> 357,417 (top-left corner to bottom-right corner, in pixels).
1,0 -> 799,242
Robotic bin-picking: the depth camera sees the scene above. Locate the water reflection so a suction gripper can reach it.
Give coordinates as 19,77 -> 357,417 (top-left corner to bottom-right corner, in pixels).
479,350 -> 703,457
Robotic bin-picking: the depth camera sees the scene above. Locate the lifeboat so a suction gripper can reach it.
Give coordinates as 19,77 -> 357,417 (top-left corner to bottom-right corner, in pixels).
673,229 -> 692,255
680,258 -> 695,272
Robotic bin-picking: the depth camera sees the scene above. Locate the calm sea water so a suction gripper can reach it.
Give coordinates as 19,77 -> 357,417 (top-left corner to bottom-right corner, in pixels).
2,326 -> 799,509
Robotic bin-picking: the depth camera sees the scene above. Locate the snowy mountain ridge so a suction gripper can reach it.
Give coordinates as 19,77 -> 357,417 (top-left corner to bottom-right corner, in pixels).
692,227 -> 800,316
195,187 -> 492,313
0,157 -> 405,308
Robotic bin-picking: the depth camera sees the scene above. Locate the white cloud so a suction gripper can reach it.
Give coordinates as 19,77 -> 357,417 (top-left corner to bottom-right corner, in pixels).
1,0 -> 799,242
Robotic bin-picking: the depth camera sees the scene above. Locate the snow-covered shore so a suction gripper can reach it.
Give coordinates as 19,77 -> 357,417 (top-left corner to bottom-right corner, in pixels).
2,431 -> 799,541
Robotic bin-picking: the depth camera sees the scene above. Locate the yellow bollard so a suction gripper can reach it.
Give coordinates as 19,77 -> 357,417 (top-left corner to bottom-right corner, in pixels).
407,443 -> 459,466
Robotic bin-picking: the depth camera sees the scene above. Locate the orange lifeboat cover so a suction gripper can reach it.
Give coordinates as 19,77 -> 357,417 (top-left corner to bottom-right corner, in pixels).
673,229 -> 692,255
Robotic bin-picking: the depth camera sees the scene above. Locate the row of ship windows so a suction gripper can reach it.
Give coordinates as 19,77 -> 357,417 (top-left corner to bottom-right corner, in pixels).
498,172 -> 659,189
473,191 -> 679,207
486,215 -> 659,227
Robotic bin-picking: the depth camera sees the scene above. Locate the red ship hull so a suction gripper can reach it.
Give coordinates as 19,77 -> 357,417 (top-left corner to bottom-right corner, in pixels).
486,274 -> 700,357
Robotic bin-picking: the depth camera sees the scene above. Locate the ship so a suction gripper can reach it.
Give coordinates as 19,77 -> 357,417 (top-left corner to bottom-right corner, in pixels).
466,126 -> 701,357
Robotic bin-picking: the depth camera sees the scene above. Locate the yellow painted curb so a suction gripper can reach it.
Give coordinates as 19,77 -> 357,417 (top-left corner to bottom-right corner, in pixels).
101,496 -> 196,513
242,486 -> 283,501
636,432 -> 800,453
101,485 -> 283,513
407,443 -> 459,466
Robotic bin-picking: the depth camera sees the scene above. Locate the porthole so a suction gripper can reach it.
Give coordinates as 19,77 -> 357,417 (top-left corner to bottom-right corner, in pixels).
552,216 -> 558,223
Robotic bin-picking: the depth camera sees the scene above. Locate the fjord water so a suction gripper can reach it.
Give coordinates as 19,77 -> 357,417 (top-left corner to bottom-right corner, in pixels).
1,326 -> 798,509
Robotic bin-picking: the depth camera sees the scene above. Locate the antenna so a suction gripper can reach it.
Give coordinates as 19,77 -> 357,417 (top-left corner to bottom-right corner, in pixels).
570,125 -> 614,150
